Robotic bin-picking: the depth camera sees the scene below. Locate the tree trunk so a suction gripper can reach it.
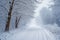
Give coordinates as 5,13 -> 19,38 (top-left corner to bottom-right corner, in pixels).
15,16 -> 21,28
15,16 -> 18,28
5,0 -> 14,31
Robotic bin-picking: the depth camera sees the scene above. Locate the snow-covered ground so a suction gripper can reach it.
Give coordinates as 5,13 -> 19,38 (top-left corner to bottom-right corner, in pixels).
0,26 -> 60,40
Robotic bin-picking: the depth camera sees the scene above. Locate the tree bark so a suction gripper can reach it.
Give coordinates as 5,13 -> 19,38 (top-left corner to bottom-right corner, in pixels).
15,16 -> 21,28
5,0 -> 14,31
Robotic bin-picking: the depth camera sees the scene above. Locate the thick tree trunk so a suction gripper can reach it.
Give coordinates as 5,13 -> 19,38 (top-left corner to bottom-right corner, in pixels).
5,0 -> 14,31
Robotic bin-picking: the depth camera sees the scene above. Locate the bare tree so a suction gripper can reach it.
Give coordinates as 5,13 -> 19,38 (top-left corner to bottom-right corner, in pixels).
15,16 -> 21,28
5,0 -> 15,31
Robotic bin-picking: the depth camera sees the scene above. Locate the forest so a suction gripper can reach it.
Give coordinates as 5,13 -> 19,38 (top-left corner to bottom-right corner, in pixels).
0,0 -> 60,40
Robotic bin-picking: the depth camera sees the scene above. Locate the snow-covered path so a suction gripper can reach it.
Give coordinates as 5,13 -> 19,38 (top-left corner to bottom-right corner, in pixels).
7,27 -> 56,40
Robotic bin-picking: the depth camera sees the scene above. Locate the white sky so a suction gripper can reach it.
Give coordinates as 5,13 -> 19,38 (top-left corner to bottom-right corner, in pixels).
34,0 -> 54,17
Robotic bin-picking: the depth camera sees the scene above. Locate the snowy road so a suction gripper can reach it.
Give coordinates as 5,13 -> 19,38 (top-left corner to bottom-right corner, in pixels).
6,27 -> 56,40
